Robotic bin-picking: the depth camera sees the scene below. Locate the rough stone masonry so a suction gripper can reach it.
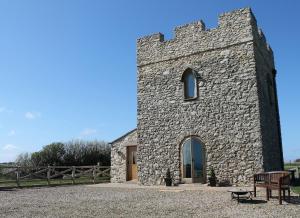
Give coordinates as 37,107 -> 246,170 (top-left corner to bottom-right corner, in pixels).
111,8 -> 284,185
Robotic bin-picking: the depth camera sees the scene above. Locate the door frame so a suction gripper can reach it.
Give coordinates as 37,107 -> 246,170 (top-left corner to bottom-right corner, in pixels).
180,136 -> 206,183
126,145 -> 137,181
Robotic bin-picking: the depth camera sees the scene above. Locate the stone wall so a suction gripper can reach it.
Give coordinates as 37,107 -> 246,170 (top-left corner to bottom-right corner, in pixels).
136,8 -> 282,185
252,26 -> 284,171
110,129 -> 137,183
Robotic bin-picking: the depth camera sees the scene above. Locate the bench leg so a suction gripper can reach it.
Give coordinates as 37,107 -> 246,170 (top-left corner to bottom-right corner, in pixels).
269,189 -> 272,198
279,189 -> 282,205
249,191 -> 253,200
254,186 -> 256,197
283,189 -> 286,200
288,188 -> 290,202
266,188 -> 269,201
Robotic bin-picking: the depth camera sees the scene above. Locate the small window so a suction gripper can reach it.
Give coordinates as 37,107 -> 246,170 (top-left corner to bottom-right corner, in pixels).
181,68 -> 198,100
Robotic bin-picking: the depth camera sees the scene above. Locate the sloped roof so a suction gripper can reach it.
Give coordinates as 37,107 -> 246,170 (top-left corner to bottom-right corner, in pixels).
109,128 -> 137,144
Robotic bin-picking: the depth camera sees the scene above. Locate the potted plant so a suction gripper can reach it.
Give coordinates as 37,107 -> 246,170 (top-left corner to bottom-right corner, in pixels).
208,167 -> 217,187
164,168 -> 172,186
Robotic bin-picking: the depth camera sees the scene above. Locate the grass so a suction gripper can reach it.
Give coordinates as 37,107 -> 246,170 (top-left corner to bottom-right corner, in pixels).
284,162 -> 300,170
284,163 -> 300,195
291,186 -> 300,195
0,176 -> 109,189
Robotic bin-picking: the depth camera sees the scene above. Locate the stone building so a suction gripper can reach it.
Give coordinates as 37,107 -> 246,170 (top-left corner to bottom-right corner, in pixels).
110,8 -> 284,185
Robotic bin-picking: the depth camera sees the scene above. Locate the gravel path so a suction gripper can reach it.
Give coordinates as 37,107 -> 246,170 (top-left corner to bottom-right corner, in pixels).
0,184 -> 299,218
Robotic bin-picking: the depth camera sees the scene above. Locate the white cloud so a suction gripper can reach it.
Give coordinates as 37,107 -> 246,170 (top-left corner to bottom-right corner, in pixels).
8,130 -> 16,136
0,144 -> 20,163
80,128 -> 97,137
2,144 -> 18,151
25,111 -> 41,120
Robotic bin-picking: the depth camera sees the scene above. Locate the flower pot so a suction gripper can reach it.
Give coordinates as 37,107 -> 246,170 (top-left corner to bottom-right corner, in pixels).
165,178 -> 172,186
209,177 -> 217,187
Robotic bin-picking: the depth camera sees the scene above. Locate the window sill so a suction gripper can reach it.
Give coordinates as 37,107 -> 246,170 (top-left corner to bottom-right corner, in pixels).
184,97 -> 198,101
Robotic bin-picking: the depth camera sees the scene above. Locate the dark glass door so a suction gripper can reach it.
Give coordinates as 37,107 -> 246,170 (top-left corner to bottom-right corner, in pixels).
182,138 -> 204,183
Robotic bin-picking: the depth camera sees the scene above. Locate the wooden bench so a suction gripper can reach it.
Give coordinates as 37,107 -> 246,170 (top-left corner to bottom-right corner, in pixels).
254,171 -> 291,205
253,172 -> 269,198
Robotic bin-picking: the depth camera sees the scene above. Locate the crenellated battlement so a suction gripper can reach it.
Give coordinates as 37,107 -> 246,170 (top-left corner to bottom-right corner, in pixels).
137,8 -> 273,67
137,32 -> 164,44
217,7 -> 254,27
137,8 -> 253,45
174,20 -> 206,39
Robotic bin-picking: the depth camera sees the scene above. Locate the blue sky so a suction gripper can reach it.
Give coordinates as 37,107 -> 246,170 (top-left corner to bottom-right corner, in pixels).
0,0 -> 299,162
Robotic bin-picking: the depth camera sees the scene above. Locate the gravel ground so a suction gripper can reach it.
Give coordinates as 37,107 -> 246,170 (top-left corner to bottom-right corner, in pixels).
0,184 -> 299,218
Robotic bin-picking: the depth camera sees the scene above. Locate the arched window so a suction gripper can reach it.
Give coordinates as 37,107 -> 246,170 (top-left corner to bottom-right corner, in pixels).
181,68 -> 198,100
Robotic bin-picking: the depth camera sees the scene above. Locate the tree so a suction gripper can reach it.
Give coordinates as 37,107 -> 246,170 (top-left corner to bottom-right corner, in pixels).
64,140 -> 111,166
39,142 -> 65,166
15,140 -> 111,167
15,152 -> 32,167
31,152 -> 43,167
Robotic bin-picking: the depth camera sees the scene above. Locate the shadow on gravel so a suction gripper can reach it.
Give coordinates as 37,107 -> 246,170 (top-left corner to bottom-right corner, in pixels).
239,199 -> 267,204
0,188 -> 17,192
287,196 -> 300,205
268,196 -> 300,205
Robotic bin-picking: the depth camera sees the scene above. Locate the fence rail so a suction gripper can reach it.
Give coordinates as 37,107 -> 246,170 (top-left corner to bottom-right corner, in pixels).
290,167 -> 300,179
0,165 -> 110,187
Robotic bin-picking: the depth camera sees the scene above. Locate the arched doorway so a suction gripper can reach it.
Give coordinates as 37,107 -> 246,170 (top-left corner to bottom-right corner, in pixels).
181,137 -> 205,183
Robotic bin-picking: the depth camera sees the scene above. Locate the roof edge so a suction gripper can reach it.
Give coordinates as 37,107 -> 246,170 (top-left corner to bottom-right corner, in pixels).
109,128 -> 137,144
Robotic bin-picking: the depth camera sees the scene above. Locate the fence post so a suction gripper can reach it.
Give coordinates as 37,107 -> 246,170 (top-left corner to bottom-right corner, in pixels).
16,166 -> 20,187
72,166 -> 75,184
47,165 -> 51,186
93,166 -> 96,184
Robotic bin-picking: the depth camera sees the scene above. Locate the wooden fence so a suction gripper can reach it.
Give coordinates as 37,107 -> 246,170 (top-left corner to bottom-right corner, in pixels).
291,167 -> 300,179
0,165 -> 110,187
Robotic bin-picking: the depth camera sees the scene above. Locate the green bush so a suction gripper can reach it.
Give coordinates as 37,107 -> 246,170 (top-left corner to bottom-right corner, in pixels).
16,140 -> 111,167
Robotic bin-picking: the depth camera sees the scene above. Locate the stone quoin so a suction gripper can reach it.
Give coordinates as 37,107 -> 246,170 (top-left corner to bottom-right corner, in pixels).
110,8 -> 284,185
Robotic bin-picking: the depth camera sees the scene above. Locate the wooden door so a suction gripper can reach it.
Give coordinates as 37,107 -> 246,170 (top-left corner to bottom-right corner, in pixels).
127,146 -> 137,181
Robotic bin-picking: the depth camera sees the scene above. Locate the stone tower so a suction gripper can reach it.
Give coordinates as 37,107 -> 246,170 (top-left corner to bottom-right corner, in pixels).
136,8 -> 283,185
